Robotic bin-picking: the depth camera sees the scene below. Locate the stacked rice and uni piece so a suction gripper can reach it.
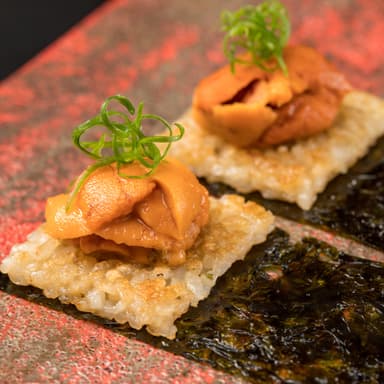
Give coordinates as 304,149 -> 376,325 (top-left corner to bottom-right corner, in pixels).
0,96 -> 274,339
168,1 -> 384,210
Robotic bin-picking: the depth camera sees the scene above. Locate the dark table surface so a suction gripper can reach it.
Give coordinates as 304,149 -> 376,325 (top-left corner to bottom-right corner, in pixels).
0,1 -> 105,80
1,0 -> 384,382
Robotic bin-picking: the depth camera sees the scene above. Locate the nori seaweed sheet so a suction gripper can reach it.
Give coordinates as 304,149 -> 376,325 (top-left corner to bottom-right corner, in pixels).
204,135 -> 384,251
1,229 -> 384,383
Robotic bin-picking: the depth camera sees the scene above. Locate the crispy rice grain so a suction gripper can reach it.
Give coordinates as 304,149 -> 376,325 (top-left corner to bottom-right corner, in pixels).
169,91 -> 384,209
1,195 -> 274,339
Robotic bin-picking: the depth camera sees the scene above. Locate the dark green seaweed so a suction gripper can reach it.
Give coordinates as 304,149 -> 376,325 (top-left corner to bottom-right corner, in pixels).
1,229 -> 384,383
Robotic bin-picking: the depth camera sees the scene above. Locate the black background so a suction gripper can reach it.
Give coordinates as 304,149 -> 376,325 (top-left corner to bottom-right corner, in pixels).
0,0 -> 105,81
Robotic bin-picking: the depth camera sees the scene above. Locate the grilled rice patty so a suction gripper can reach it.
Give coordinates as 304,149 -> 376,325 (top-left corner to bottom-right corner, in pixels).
168,91 -> 384,209
0,195 -> 274,339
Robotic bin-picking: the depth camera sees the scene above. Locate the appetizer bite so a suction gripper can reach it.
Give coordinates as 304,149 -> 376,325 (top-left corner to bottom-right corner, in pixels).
168,0 -> 384,209
0,96 -> 274,339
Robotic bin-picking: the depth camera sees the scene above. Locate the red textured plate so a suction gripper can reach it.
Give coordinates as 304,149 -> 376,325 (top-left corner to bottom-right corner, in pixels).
1,0 -> 384,382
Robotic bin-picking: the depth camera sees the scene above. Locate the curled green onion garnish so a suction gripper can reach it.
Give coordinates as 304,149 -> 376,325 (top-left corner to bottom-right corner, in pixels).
221,0 -> 291,74
66,95 -> 184,210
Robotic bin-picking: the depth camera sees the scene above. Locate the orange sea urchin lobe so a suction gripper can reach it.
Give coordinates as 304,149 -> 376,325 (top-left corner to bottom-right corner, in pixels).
193,45 -> 352,148
45,158 -> 209,266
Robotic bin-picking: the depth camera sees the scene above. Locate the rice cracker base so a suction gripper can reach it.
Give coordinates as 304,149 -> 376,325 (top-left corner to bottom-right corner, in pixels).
0,195 -> 274,339
169,91 -> 384,209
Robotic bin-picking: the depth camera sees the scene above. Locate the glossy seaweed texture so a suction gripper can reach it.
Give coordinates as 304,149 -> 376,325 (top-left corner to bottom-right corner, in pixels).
150,230 -> 384,383
206,135 -> 384,251
2,229 -> 383,383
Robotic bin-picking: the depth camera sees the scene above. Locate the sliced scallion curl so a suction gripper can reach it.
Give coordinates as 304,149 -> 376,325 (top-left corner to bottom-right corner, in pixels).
66,95 -> 184,210
221,0 -> 291,74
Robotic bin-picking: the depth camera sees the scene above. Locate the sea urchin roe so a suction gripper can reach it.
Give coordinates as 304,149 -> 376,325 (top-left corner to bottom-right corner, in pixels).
44,157 -> 210,266
192,45 -> 352,148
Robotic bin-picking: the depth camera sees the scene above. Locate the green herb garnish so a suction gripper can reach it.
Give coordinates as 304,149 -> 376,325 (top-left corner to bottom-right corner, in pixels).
66,95 -> 184,210
221,0 -> 291,74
